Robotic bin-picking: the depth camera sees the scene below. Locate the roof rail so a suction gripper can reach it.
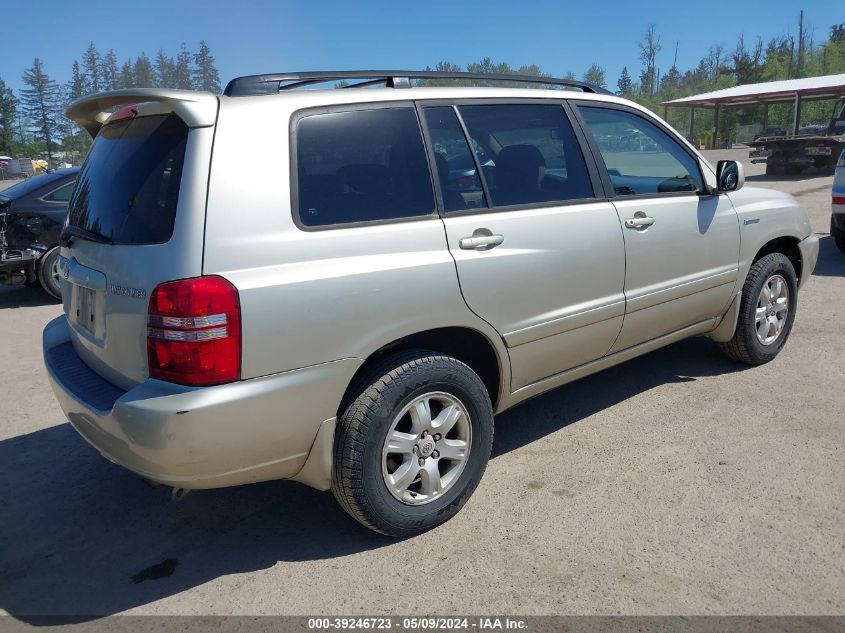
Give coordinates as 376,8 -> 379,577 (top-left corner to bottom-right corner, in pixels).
223,70 -> 613,97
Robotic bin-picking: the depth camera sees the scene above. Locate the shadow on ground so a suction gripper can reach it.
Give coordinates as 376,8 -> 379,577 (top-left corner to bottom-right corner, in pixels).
0,335 -> 742,621
745,165 -> 831,184
0,285 -> 60,309
812,234 -> 845,277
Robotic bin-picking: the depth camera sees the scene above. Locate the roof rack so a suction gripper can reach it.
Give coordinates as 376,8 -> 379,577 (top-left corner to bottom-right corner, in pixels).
223,70 -> 613,97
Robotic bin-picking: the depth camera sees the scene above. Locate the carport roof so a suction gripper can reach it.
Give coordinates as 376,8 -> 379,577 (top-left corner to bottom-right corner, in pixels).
662,73 -> 845,108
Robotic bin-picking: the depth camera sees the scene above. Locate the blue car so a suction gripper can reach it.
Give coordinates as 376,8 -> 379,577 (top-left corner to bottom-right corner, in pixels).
833,149 -> 845,252
0,168 -> 80,297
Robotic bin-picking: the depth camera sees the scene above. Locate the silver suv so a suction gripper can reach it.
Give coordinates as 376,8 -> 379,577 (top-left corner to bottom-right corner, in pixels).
44,71 -> 819,537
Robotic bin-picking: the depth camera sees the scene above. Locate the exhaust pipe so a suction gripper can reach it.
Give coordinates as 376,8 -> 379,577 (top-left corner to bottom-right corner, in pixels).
170,487 -> 190,502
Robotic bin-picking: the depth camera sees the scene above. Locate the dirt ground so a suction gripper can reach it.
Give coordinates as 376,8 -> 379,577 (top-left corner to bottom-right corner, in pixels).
0,150 -> 842,618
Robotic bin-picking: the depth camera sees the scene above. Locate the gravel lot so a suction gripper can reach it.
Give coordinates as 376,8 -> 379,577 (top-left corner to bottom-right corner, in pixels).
0,150 -> 842,619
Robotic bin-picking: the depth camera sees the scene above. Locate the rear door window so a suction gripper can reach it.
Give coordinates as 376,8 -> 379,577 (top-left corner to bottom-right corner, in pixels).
457,104 -> 593,207
295,107 -> 435,227
67,114 -> 188,244
423,106 -> 488,212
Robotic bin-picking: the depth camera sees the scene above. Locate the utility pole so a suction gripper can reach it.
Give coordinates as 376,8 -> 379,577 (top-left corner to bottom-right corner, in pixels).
797,9 -> 805,77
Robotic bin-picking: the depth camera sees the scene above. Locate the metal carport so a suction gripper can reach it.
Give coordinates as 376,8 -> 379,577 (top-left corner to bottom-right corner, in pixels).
662,73 -> 845,149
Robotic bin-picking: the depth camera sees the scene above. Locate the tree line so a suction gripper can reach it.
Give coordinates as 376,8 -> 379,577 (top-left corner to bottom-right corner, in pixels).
418,16 -> 845,146
2,12 -> 844,163
0,41 -> 221,161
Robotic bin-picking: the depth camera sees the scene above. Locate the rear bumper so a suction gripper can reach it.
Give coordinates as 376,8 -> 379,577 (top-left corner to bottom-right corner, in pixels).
43,316 -> 361,490
798,233 -> 819,289
832,209 -> 845,231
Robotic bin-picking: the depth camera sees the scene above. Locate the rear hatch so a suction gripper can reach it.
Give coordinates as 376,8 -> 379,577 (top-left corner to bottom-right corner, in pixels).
61,90 -> 218,389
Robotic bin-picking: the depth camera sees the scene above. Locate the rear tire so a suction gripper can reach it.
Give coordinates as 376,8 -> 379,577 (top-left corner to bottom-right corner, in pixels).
332,350 -> 494,537
719,253 -> 798,365
36,247 -> 62,299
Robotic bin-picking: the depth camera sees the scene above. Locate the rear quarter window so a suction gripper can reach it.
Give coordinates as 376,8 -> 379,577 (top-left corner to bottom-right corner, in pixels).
294,107 -> 435,228
67,114 -> 188,244
43,181 -> 76,202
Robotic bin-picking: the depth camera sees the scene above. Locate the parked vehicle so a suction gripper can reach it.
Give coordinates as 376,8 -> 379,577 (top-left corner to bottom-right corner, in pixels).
0,168 -> 80,298
752,126 -> 787,141
749,98 -> 845,175
832,148 -> 845,252
43,71 -> 819,537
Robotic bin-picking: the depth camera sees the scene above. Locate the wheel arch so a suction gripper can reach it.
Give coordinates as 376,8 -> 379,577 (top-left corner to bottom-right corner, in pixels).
339,326 -> 508,415
752,235 -> 802,281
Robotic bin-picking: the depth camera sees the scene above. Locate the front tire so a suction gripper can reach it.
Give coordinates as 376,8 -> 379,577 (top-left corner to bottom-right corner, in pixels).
719,253 -> 798,365
332,350 -> 494,537
36,246 -> 62,299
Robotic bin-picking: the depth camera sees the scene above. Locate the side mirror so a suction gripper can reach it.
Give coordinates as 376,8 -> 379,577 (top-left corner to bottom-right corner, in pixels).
716,160 -> 744,193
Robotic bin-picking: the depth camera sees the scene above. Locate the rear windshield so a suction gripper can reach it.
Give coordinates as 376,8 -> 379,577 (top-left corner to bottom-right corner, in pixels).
67,114 -> 188,244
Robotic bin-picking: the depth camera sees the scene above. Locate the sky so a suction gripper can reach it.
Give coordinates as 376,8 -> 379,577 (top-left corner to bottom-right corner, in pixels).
1,0 -> 842,94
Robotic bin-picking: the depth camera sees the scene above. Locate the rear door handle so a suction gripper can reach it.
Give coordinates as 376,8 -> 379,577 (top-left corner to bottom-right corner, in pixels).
459,234 -> 504,250
624,214 -> 655,229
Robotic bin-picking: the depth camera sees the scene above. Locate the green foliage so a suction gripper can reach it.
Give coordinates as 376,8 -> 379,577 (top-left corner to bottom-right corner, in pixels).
174,44 -> 194,90
193,41 -> 222,93
133,52 -> 155,88
155,49 -> 175,88
82,42 -> 102,94
0,75 -> 18,155
617,67 -> 633,96
583,64 -> 607,89
102,50 -> 120,91
20,59 -> 62,161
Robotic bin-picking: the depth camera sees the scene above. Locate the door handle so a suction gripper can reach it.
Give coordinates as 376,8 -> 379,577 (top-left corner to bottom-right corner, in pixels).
624,213 -> 655,230
459,233 -> 504,250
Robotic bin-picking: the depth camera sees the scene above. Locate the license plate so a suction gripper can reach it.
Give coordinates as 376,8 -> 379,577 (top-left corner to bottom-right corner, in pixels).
806,146 -> 832,156
77,286 -> 96,335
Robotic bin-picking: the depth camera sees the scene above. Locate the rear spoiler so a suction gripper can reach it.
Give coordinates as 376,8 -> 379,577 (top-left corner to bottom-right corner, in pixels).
66,88 -> 219,138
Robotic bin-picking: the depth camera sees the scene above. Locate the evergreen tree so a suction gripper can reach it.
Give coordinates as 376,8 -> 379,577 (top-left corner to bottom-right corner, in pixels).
82,42 -> 102,94
102,50 -> 120,91
0,76 -> 18,155
119,60 -> 135,88
193,41 -> 221,92
20,59 -> 62,161
155,49 -> 175,87
134,53 -> 155,87
63,61 -> 90,155
617,66 -> 633,95
173,44 -> 193,89
583,63 -> 607,88
67,61 -> 86,102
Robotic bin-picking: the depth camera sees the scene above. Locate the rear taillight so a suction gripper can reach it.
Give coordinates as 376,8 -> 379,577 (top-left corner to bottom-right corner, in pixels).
108,104 -> 139,123
147,275 -> 241,386
452,175 -> 475,188
834,196 -> 845,205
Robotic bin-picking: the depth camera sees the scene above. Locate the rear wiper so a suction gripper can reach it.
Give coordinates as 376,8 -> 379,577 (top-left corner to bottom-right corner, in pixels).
60,225 -> 114,247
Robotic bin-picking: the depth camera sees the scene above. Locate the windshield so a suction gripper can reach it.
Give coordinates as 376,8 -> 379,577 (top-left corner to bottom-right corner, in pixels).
66,114 -> 188,245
